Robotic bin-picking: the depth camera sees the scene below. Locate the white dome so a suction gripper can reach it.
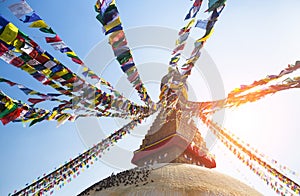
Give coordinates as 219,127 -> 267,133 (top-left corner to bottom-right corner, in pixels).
78,163 -> 262,196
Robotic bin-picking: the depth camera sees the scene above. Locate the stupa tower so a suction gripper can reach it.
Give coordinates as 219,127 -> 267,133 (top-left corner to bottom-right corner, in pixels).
131,68 -> 216,168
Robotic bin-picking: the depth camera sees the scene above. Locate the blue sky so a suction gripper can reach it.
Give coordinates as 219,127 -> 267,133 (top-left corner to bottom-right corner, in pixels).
1,0 -> 300,195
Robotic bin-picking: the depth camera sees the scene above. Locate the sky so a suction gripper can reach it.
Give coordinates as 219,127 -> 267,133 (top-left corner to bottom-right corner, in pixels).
1,0 -> 300,195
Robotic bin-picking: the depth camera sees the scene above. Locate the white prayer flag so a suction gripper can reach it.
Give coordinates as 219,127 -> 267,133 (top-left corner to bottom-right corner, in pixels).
8,1 -> 33,19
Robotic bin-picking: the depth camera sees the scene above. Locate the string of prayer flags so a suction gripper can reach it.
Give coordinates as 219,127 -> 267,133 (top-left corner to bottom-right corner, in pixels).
0,77 -> 67,105
165,0 -> 226,82
95,0 -> 155,108
200,114 -> 300,195
180,3 -> 226,76
0,91 -> 55,127
154,2 -> 227,111
12,118 -> 143,196
180,62 -> 300,133
208,120 -> 296,195
0,17 -> 149,117
169,18 -> 196,68
8,1 -> 129,104
227,61 -> 300,98
0,41 -> 75,98
215,118 -> 300,181
197,62 -> 300,114
8,2 -> 83,66
166,0 -> 204,97
187,75 -> 300,116
185,0 -> 203,20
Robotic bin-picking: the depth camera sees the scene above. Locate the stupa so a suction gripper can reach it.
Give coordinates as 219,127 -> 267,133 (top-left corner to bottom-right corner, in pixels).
78,69 -> 262,196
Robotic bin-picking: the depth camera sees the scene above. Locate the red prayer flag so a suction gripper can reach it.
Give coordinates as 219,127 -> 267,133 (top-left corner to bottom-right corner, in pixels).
10,57 -> 24,67
35,54 -> 49,64
45,35 -> 62,43
71,57 -> 83,65
194,0 -> 203,7
0,108 -> 22,125
28,98 -> 46,104
0,42 -> 9,56
172,43 -> 185,55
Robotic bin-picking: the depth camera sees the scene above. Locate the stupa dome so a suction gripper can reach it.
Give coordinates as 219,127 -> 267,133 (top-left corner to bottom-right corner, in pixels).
78,163 -> 262,196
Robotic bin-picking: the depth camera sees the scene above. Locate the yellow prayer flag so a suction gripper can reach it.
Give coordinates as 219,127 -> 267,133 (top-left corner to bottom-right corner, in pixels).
29,20 -> 48,28
103,17 -> 121,32
66,51 -> 77,57
13,48 -> 23,53
197,28 -> 214,42
12,39 -> 24,53
56,113 -> 70,127
0,23 -> 18,44
186,19 -> 195,30
54,68 -> 69,77
110,0 -> 116,5
41,53 -> 50,61
186,58 -> 196,65
41,69 -> 52,76
83,66 -> 89,72
4,100 -> 14,110
28,90 -> 38,95
20,64 -> 36,74
48,110 -> 58,120
95,1 -> 100,9
49,83 -> 60,89
65,83 -> 73,88
53,58 -> 60,64
109,30 -> 122,43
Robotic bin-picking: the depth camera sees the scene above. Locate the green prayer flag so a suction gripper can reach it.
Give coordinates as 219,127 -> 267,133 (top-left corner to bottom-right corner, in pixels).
117,51 -> 132,65
39,27 -> 56,34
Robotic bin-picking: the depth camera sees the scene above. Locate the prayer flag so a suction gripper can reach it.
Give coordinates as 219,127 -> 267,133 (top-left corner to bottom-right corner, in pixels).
28,98 -> 46,104
197,28 -> 214,42
49,41 -> 67,51
105,25 -> 122,35
103,17 -> 121,32
8,1 -> 33,19
117,51 -> 132,65
121,62 -> 134,72
23,13 -> 42,23
0,42 -> 9,56
0,107 -> 22,125
0,15 -> 9,28
195,19 -> 209,30
0,23 -> 19,44
45,35 -> 62,43
29,20 -> 48,28
39,27 -> 56,34
206,0 -> 226,12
